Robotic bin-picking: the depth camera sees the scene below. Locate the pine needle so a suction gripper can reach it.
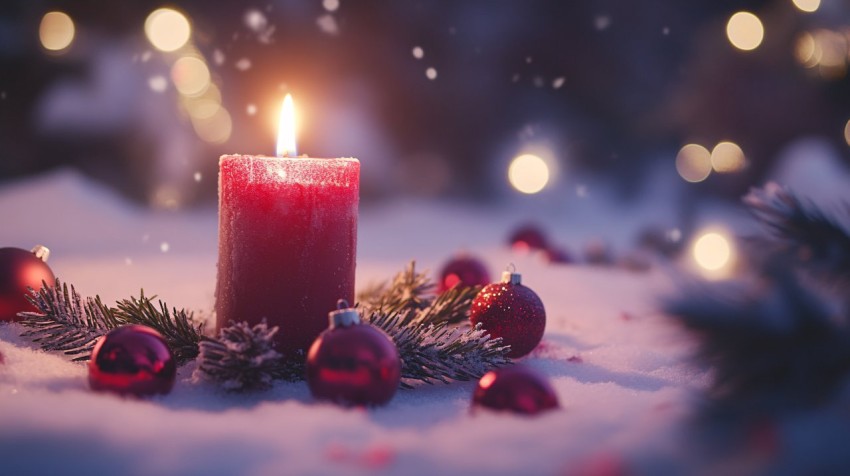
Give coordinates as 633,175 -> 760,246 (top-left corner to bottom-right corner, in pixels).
744,182 -> 850,285
18,279 -> 119,361
114,292 -> 204,365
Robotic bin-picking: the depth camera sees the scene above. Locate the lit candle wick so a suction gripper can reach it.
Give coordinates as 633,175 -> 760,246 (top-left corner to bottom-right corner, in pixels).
276,94 -> 297,157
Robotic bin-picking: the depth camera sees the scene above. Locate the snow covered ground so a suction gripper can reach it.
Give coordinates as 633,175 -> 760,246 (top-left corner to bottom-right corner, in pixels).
0,168 -> 844,475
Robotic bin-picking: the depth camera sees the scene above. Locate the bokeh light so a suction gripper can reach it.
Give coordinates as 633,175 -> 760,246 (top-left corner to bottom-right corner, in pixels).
792,0 -> 820,13
171,56 -> 210,96
39,11 -> 75,52
710,141 -> 746,173
726,12 -> 764,51
675,144 -> 712,183
693,231 -> 733,274
794,32 -> 819,68
192,107 -> 232,144
508,154 -> 550,194
844,119 -> 850,147
145,8 -> 191,52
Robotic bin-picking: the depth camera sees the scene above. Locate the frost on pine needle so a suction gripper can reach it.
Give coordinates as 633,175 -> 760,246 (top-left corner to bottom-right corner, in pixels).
18,279 -> 119,361
665,266 -> 850,415
195,320 -> 299,392
744,182 -> 850,285
360,262 -> 509,387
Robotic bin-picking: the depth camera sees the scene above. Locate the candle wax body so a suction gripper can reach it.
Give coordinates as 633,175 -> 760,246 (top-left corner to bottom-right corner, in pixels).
216,155 -> 359,357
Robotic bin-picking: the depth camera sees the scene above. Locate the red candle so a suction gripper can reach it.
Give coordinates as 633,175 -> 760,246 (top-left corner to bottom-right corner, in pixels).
215,95 -> 359,357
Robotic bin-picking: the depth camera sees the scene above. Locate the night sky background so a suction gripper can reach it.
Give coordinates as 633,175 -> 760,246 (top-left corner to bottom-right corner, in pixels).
1,0 -> 848,205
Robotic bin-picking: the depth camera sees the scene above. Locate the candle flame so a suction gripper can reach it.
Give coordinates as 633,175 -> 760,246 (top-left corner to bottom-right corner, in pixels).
276,94 -> 297,157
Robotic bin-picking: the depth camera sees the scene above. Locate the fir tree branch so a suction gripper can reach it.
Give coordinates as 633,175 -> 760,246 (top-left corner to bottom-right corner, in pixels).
744,182 -> 850,284
357,261 -> 434,317
369,311 -> 510,388
665,266 -> 850,413
114,292 -> 204,365
18,279 -> 119,361
194,320 -> 300,391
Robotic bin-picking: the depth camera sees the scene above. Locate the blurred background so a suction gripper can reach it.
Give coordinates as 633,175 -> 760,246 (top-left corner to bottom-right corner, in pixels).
1,0 -> 850,209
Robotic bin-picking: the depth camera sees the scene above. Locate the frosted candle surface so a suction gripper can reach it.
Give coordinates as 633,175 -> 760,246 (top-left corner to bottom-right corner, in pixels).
216,155 -> 359,357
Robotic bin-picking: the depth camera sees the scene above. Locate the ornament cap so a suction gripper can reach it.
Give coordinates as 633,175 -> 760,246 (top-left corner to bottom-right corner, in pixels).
329,299 -> 361,328
31,245 -> 50,262
501,264 -> 521,285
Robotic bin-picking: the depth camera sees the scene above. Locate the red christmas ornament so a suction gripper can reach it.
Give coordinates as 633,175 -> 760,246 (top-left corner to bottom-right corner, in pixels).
470,268 -> 546,358
0,245 -> 55,322
306,300 -> 401,406
472,365 -> 559,415
508,224 -> 549,253
89,325 -> 176,397
438,254 -> 491,292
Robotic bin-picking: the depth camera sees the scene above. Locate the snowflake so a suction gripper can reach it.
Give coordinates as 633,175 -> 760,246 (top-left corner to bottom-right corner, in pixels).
552,77 -> 565,89
317,14 -> 339,36
412,46 -> 424,59
426,67 -> 437,80
235,58 -> 252,71
148,76 -> 168,93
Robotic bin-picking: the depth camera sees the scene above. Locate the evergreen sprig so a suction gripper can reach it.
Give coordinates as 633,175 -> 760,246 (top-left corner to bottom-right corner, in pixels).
17,279 -> 204,364
744,182 -> 850,284
18,279 -> 119,361
370,311 -> 510,388
360,262 -> 508,386
195,320 -> 301,391
665,266 -> 850,413
113,292 -> 203,364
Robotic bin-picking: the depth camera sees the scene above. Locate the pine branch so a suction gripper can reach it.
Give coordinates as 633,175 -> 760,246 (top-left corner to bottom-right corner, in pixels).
114,292 -> 204,365
744,182 -> 850,284
665,266 -> 850,413
194,320 -> 300,391
357,261 -> 434,317
370,311 -> 510,388
17,279 -> 119,361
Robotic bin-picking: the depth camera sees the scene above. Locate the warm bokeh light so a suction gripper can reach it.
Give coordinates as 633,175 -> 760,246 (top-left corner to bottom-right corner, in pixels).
693,232 -> 733,273
171,56 -> 210,96
726,12 -> 764,51
192,107 -> 232,144
39,11 -> 75,52
675,144 -> 712,183
792,0 -> 820,13
844,120 -> 850,147
794,32 -> 819,68
277,94 -> 297,157
183,83 -> 222,120
710,141 -> 746,173
145,8 -> 191,52
508,154 -> 550,194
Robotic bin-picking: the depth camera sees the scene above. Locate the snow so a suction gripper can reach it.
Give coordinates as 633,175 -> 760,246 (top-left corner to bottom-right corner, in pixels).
0,166 -> 844,474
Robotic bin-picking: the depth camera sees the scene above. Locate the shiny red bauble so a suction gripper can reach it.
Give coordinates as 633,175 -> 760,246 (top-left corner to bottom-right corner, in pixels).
472,365 -> 559,415
508,224 -> 549,253
306,302 -> 401,406
470,270 -> 546,358
89,325 -> 176,397
438,254 -> 491,292
0,246 -> 55,321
